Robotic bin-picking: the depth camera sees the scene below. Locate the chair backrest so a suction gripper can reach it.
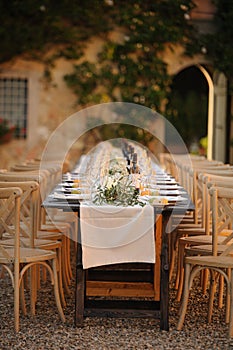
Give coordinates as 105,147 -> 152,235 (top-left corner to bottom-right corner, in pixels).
10,163 -> 62,190
0,171 -> 60,229
0,187 -> 22,262
204,173 -> 233,184
197,174 -> 233,234
0,181 -> 39,247
183,167 -> 204,225
208,186 -> 233,256
0,167 -> 61,199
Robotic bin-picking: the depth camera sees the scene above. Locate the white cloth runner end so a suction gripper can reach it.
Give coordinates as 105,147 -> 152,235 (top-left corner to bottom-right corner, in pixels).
80,204 -> 155,269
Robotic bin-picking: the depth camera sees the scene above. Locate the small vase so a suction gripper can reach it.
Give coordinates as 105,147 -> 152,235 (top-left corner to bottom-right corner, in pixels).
0,130 -> 14,144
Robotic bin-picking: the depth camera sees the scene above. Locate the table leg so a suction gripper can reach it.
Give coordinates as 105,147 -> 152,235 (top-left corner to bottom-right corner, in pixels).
74,209 -> 85,327
160,211 -> 170,331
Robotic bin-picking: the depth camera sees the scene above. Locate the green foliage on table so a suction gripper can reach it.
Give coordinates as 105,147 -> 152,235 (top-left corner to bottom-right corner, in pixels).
93,175 -> 145,207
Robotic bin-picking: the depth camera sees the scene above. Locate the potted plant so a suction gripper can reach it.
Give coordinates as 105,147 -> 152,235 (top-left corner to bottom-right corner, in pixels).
0,118 -> 15,144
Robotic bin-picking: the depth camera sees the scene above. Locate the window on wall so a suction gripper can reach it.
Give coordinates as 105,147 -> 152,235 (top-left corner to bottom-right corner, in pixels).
0,77 -> 28,139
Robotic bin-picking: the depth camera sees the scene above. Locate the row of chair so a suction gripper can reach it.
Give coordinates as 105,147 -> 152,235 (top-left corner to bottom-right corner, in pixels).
0,160 -> 77,331
160,153 -> 233,337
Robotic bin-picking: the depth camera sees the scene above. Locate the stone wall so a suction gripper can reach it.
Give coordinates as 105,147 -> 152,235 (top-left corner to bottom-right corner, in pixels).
0,0 -> 232,169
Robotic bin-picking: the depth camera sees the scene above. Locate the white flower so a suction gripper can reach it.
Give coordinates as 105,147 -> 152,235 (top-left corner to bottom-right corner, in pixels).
104,0 -> 114,6
106,177 -> 114,189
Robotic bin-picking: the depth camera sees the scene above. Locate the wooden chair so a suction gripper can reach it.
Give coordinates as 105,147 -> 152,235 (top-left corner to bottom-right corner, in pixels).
167,159 -> 229,281
0,181 -> 66,307
174,171 -> 233,300
0,171 -> 74,295
170,164 -> 212,283
183,177 -> 233,305
7,165 -> 77,243
0,187 -> 65,332
177,186 -> 233,337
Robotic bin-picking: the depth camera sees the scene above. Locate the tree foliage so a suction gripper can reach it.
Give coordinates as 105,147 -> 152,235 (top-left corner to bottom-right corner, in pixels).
64,0 -> 197,111
0,0 -> 114,62
0,0 -> 196,111
207,0 -> 233,80
2,1 -> 232,148
189,0 -> 233,86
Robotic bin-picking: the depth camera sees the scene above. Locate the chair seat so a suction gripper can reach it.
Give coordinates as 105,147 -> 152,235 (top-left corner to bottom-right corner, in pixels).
37,230 -> 63,240
186,244 -> 230,255
41,223 -> 70,232
177,227 -> 206,234
1,237 -> 61,250
186,255 -> 233,268
0,247 -> 56,263
180,234 -> 227,245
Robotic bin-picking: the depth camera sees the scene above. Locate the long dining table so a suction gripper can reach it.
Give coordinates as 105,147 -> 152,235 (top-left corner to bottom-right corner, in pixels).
42,142 -> 194,331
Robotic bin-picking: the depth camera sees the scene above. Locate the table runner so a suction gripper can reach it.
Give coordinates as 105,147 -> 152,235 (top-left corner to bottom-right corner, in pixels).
80,203 -> 155,269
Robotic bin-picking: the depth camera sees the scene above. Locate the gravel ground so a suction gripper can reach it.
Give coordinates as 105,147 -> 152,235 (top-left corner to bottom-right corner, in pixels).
1,268 -> 233,350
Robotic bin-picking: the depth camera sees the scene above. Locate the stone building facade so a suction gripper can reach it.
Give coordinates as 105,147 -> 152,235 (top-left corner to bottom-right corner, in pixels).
0,0 -> 232,170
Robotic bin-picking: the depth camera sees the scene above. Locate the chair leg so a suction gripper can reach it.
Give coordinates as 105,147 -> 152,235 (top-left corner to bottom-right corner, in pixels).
14,268 -> 20,332
207,270 -> 218,323
228,269 -> 233,337
0,265 -> 5,278
218,273 -> 224,309
61,237 -> 71,295
66,237 -> 73,282
176,242 -> 186,301
201,269 -> 209,296
30,265 -> 37,316
41,265 -> 47,283
52,258 -> 66,322
57,246 -> 66,307
20,277 -> 27,315
64,236 -> 72,286
175,239 -> 181,290
169,230 -> 177,281
226,268 -> 231,324
177,262 -> 191,330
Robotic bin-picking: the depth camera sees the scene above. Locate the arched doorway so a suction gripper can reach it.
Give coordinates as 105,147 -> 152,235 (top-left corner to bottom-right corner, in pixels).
168,64 -> 228,162
167,65 -> 209,156
212,71 -> 228,162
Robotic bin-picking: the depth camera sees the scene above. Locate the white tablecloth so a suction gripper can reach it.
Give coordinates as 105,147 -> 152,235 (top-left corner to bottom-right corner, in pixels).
80,203 -> 155,269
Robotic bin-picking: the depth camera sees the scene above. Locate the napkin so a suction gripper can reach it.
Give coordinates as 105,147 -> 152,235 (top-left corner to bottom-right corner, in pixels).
80,204 -> 155,269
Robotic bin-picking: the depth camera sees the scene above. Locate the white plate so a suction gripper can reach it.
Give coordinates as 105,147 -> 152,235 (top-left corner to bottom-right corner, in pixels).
50,192 -> 90,201
160,189 -> 185,195
56,187 -> 82,193
154,176 -> 172,180
140,195 -> 188,204
150,184 -> 181,190
155,180 -> 177,184
58,182 -> 89,189
164,196 -> 188,202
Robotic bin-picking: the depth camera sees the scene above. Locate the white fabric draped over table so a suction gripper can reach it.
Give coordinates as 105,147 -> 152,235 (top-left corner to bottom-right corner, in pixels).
80,204 -> 155,269
74,141 -> 159,269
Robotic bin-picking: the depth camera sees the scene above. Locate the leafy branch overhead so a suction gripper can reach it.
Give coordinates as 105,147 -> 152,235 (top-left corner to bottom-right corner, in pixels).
0,0 -> 113,63
0,0 -> 197,112
1,1 -> 233,146
64,1 -> 197,111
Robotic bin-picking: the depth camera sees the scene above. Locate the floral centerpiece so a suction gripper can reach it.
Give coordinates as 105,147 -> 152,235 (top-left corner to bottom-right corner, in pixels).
93,158 -> 145,207
0,118 -> 15,144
